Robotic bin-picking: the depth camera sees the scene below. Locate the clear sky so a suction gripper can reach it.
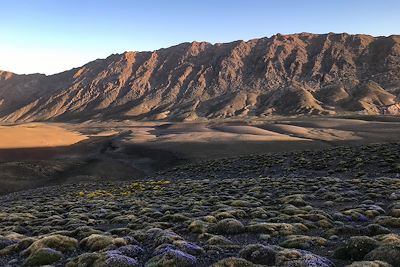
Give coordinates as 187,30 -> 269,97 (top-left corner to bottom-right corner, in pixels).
1,0 -> 399,75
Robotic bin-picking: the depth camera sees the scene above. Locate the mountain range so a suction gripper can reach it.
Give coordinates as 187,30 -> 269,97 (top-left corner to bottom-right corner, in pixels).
1,32 -> 400,122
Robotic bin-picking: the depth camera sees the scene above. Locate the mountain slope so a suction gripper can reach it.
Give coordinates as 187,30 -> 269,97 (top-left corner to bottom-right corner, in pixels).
1,33 -> 400,122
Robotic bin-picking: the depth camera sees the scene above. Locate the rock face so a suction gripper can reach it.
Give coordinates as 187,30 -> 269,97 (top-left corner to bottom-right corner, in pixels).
1,33 -> 400,122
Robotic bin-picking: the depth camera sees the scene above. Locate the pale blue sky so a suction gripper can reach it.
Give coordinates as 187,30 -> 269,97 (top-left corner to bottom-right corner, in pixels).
1,0 -> 399,74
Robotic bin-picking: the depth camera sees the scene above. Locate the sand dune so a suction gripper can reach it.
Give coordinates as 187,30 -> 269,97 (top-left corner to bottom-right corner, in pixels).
155,123 -> 214,134
281,118 -> 369,129
260,123 -> 360,141
260,124 -> 310,136
0,123 -> 87,149
154,132 -> 303,143
212,125 -> 287,136
120,118 -> 400,145
143,124 -> 306,143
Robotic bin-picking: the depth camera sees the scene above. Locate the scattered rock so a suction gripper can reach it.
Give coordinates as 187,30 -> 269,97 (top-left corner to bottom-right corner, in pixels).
80,234 -> 114,251
212,257 -> 256,267
365,243 -> 400,267
211,218 -> 245,234
239,244 -> 277,265
333,236 -> 379,260
275,249 -> 335,267
23,248 -> 62,266
25,234 -> 78,255
280,235 -> 327,249
247,223 -> 308,236
345,260 -> 393,267
145,248 -> 196,267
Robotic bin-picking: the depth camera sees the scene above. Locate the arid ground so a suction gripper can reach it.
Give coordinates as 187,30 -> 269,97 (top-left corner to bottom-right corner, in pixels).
0,116 -> 400,266
1,116 -> 400,195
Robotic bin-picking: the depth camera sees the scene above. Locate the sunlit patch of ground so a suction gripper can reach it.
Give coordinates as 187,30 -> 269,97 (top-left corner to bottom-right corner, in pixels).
0,123 -> 87,148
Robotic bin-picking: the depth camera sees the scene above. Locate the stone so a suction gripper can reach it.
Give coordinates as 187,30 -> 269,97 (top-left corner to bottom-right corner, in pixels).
239,244 -> 277,265
145,248 -> 196,267
365,243 -> 400,267
211,218 -> 245,234
333,236 -> 379,260
280,235 -> 327,249
25,234 -> 78,255
23,248 -> 63,266
212,257 -> 256,267
345,260 -> 393,267
275,249 -> 334,267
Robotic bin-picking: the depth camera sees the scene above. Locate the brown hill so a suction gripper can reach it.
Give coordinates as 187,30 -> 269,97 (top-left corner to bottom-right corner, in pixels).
1,33 -> 400,122
343,81 -> 398,113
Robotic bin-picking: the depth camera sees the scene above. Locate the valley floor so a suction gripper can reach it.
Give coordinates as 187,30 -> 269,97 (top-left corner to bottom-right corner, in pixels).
1,116 -> 400,195
0,116 -> 400,266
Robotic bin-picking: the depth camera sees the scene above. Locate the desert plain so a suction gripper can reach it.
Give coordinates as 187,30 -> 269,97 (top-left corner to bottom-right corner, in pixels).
0,116 -> 399,195
0,116 -> 400,267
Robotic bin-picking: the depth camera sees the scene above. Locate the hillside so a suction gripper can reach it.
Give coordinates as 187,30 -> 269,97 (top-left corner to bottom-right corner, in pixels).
1,142 -> 400,266
1,33 -> 400,122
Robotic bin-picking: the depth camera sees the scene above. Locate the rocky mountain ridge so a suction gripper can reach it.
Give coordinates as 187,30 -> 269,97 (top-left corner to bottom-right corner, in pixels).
1,32 -> 400,122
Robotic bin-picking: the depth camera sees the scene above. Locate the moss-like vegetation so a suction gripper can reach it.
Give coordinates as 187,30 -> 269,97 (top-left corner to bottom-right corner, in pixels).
1,143 -> 400,266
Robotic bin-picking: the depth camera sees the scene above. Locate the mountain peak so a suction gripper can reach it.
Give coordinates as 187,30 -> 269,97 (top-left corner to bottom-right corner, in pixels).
0,71 -> 14,81
0,33 -> 399,122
